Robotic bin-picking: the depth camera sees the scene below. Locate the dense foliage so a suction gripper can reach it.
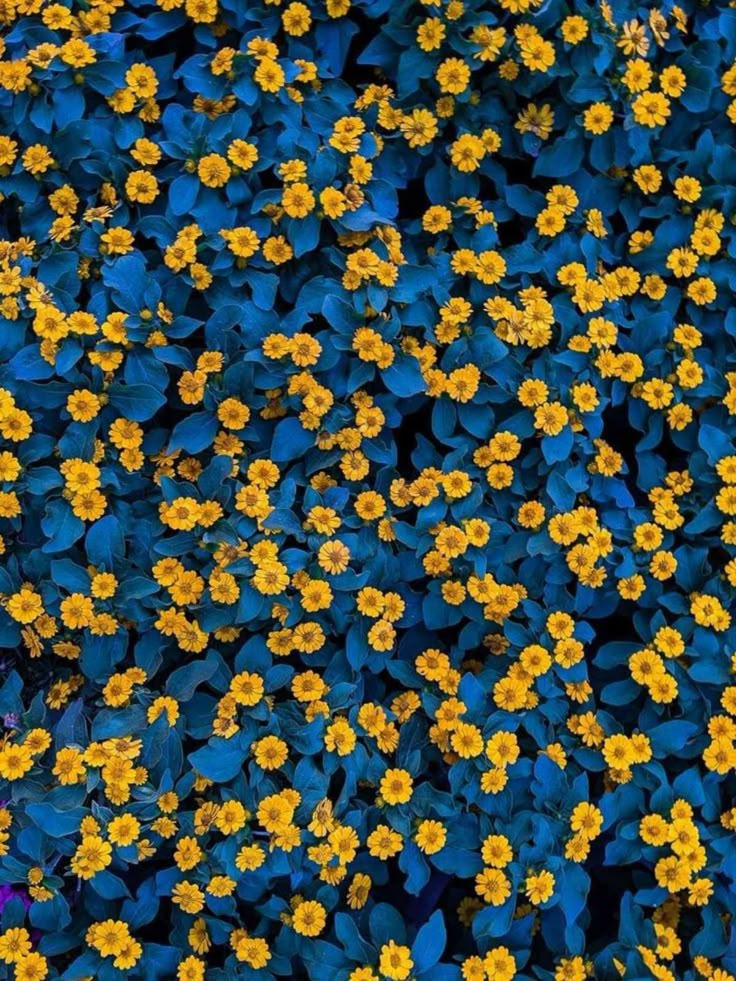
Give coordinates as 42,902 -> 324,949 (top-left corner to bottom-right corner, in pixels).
0,0 -> 735,977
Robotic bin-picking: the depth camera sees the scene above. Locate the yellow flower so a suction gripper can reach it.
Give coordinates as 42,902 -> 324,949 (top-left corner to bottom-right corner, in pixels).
253,735 -> 289,770
379,767 -> 413,805
324,718 -> 357,756
52,747 -> 86,785
367,824 -> 403,859
481,834 -> 513,868
253,58 -> 286,92
172,881 -> 205,914
632,91 -> 671,127
233,936 -> 271,968
282,1 -> 311,36
178,955 -> 206,980
561,15 -> 588,44
229,670 -> 264,707
417,17 -> 446,52
14,952 -> 49,981
22,144 -> 54,175
583,102 -> 614,135
174,836 -> 203,871
534,401 -> 568,436
654,855 -> 691,892
0,743 -> 33,781
570,802 -> 603,840
436,57 -> 470,95
400,108 -> 438,148
292,899 -> 327,937
415,819 -> 446,855
228,139 -> 258,169
525,869 -> 555,904
379,940 -> 413,981
282,182 -> 315,218
125,63 -> 158,98
221,226 -> 260,258
475,867 -> 511,905
71,835 -> 113,879
125,169 -> 159,203
236,843 -> 266,872
0,926 -> 32,964
661,65 -> 686,97
515,103 -> 554,140
6,587 -> 43,624
66,389 -> 101,422
484,946 -> 517,981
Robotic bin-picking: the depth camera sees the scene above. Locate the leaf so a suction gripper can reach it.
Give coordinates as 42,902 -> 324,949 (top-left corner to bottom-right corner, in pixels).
107,383 -> 167,422
90,871 -> 131,900
41,500 -> 85,554
27,803 -> 87,837
369,903 -> 407,947
381,356 -> 426,397
50,559 -> 90,594
92,706 -> 147,740
235,585 -> 265,623
412,910 -> 446,974
399,839 -> 430,895
122,878 -> 160,931
85,515 -> 125,569
648,721 -> 700,757
542,428 -> 573,464
168,412 -> 218,453
271,417 -> 315,461
334,913 -> 375,961
0,671 -> 23,717
534,136 -> 584,178
166,657 -> 218,701
9,346 -> 55,381
102,253 -> 148,307
471,897 -> 515,939
168,174 -> 199,215
505,184 -> 546,216
697,423 -> 731,465
316,20 -> 359,75
189,738 -> 246,782
55,698 -> 87,749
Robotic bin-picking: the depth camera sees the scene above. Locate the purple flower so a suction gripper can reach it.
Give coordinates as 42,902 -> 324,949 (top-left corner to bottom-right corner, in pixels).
0,884 -> 30,911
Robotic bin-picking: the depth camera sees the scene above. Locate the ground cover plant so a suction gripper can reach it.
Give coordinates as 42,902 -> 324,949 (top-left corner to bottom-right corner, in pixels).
0,0 -> 735,977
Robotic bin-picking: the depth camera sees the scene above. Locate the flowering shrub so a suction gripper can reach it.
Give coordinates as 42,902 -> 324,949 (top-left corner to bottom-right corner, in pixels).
0,0 -> 734,977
